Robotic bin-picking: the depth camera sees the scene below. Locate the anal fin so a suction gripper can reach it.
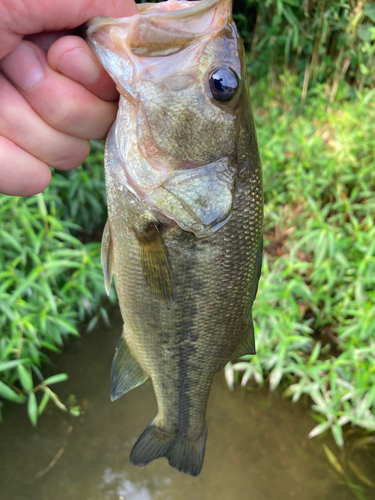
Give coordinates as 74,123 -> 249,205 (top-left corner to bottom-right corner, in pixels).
111,330 -> 148,401
231,320 -> 256,359
101,220 -> 114,296
133,224 -> 173,300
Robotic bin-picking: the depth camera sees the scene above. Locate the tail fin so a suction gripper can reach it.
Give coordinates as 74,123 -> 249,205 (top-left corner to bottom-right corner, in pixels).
130,422 -> 207,477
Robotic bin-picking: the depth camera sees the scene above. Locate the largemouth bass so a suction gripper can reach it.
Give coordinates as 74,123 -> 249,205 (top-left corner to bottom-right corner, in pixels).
87,0 -> 263,477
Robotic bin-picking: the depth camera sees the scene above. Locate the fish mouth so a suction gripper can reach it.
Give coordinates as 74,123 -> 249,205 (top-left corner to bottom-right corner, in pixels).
138,0 -> 231,21
86,0 -> 231,27
86,0 -> 233,55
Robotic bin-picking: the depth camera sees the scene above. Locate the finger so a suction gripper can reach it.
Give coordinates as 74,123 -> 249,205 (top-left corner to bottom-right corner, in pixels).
0,136 -> 51,196
25,31 -> 76,53
1,41 -> 118,140
0,74 -> 90,171
47,36 -> 119,101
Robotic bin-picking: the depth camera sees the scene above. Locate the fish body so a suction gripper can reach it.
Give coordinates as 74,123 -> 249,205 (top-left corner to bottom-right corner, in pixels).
87,0 -> 263,477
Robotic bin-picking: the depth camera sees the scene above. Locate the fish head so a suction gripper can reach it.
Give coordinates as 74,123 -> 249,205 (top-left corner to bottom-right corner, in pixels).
87,0 -> 250,236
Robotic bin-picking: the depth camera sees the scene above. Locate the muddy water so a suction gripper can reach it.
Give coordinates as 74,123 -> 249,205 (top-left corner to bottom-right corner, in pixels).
0,309 -> 357,500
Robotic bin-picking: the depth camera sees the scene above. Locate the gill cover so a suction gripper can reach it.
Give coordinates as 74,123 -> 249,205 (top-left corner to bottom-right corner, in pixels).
87,0 -> 239,237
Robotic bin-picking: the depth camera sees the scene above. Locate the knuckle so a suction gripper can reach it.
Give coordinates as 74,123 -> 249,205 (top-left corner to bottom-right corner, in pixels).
48,97 -> 81,131
52,139 -> 90,171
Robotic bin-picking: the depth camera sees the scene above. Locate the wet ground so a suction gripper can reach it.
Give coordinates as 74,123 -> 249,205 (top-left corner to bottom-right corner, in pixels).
0,309 -> 367,500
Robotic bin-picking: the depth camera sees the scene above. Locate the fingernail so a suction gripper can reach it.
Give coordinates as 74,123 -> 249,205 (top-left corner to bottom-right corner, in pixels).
57,48 -> 100,86
2,42 -> 44,91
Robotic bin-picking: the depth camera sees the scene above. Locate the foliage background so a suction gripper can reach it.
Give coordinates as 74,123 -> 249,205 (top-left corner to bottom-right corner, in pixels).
1,0 -> 375,490
233,0 -> 375,97
0,144 -> 112,423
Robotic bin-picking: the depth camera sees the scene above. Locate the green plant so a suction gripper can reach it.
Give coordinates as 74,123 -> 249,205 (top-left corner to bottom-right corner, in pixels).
234,0 -> 375,96
0,145 -> 115,424
228,76 -> 375,451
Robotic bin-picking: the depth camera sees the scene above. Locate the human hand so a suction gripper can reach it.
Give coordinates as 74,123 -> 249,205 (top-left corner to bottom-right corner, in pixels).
0,0 -> 139,196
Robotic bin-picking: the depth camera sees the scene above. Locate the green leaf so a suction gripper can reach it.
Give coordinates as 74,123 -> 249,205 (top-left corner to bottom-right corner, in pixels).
0,381 -> 24,403
225,362 -> 234,391
40,341 -> 62,353
36,193 -> 47,218
0,229 -> 24,254
359,63 -> 370,76
18,365 -> 33,392
357,24 -> 375,43
86,315 -> 98,333
53,232 -> 81,246
323,445 -> 345,476
38,390 -> 50,416
309,421 -> 331,438
364,3 -> 375,23
47,390 -> 68,412
9,267 -> 41,302
282,5 -> 298,26
269,367 -> 283,391
100,307 -> 111,327
308,342 -> 321,365
28,392 -> 38,426
0,360 -> 23,372
43,373 -> 68,386
43,260 -> 82,271
332,423 -> 344,448
48,316 -> 79,335
314,232 -> 328,267
283,0 -> 299,6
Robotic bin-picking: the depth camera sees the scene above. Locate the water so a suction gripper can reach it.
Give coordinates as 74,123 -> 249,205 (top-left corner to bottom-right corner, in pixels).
0,309 -> 366,500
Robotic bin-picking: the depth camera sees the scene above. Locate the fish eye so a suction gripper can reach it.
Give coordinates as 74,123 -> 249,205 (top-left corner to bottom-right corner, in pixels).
209,67 -> 239,102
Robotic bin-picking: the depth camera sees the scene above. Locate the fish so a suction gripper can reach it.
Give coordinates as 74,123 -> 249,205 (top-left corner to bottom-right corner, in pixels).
86,0 -> 263,477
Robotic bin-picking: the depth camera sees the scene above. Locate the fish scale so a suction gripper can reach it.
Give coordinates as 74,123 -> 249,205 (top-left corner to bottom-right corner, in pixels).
87,0 -> 263,477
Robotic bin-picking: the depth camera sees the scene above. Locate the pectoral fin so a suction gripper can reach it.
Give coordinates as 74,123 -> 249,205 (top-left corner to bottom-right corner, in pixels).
111,331 -> 149,401
231,321 -> 256,359
134,224 -> 173,300
101,220 -> 114,296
